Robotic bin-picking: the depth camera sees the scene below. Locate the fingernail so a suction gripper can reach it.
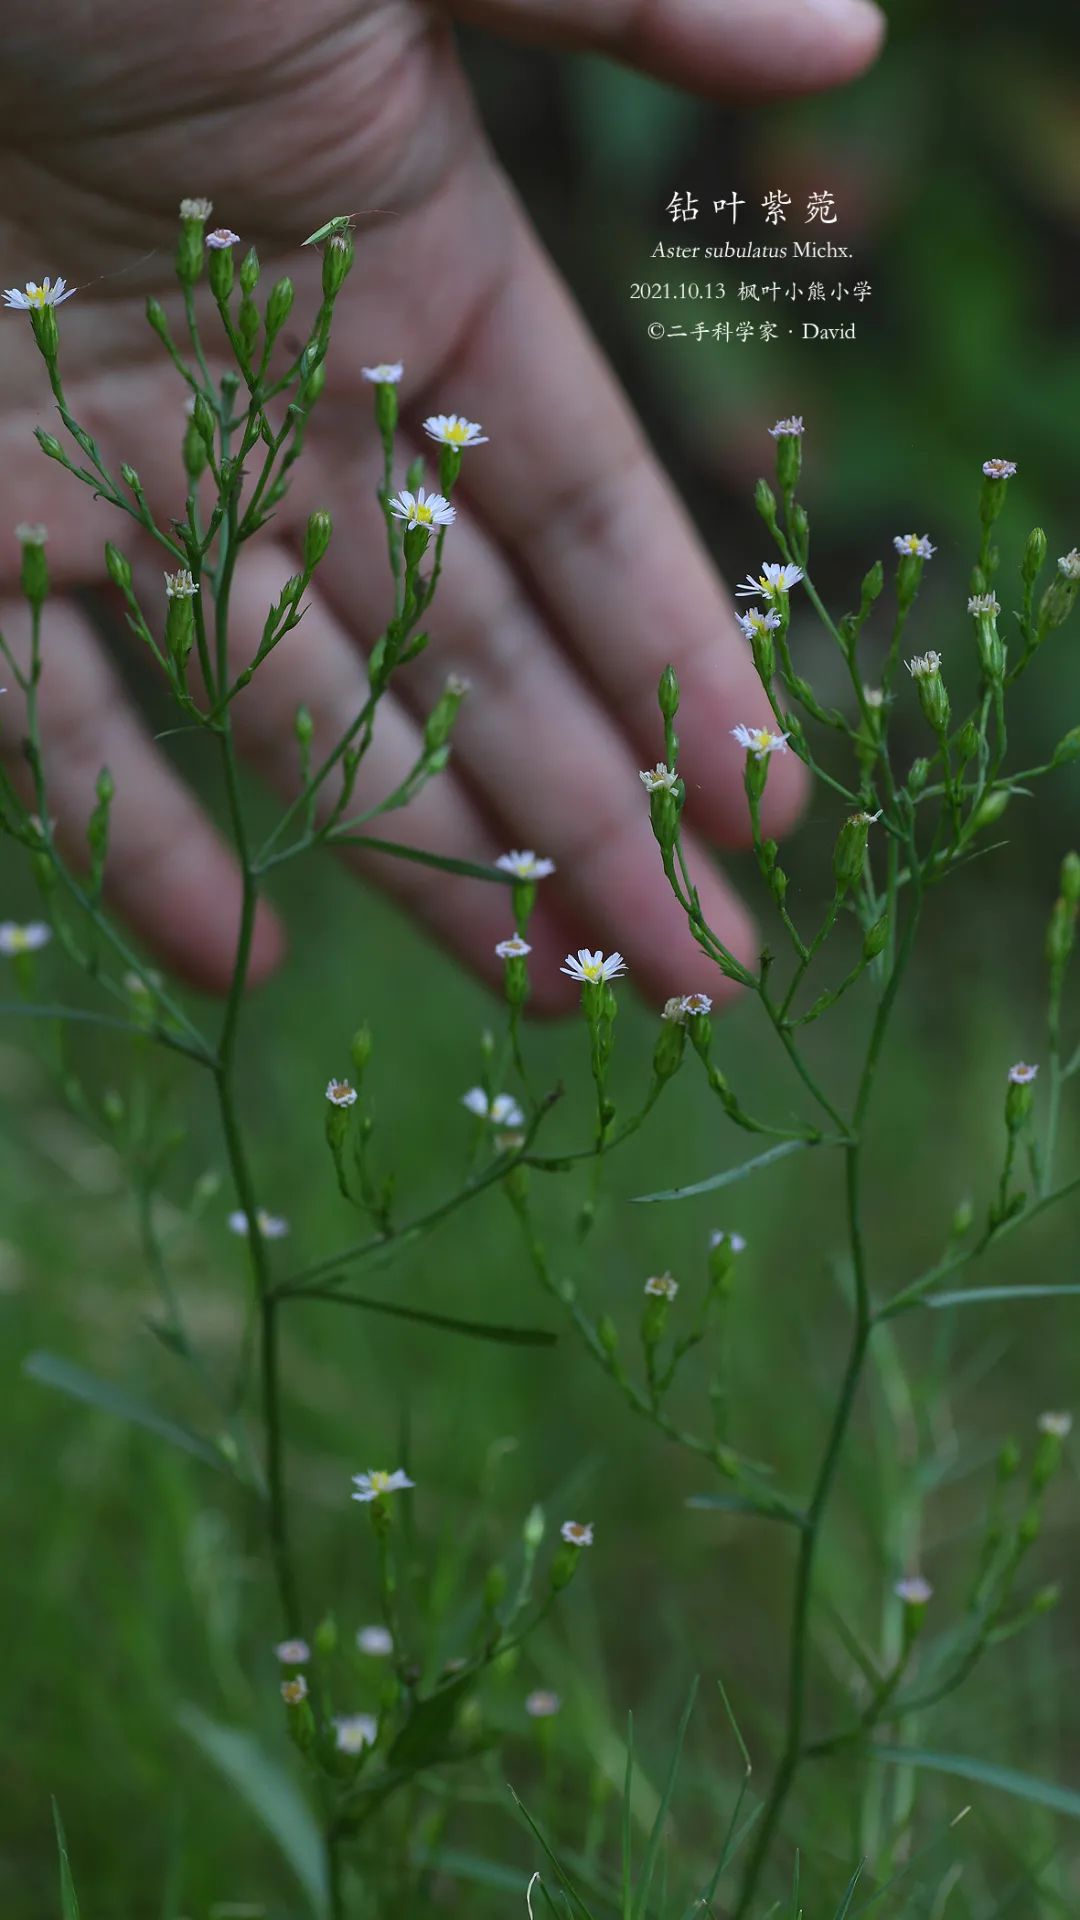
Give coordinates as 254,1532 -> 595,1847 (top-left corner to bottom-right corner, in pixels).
799,0 -> 885,31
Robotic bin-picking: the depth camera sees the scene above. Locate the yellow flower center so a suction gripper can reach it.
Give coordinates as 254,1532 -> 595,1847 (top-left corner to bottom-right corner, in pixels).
443,422 -> 469,444
581,961 -> 604,982
369,1471 -> 392,1492
752,731 -> 773,752
27,285 -> 48,308
413,503 -> 433,524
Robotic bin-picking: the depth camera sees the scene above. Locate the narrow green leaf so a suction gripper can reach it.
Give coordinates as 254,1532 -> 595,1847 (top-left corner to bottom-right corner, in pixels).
686,1492 -> 804,1528
832,1860 -> 864,1918
53,1801 -> 80,1920
925,1285 -> 1080,1309
297,1286 -> 556,1347
872,1743 -> 1080,1819
633,1139 -> 810,1205
633,1679 -> 699,1920
24,1351 -> 227,1472
327,833 -> 513,884
509,1790 -> 595,1920
178,1707 -> 329,1918
622,1713 -> 634,1920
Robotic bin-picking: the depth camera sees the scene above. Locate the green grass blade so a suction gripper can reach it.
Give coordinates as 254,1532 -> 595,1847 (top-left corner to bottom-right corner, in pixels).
328,834 -> 514,883
297,1286 -> 557,1346
633,1678 -> 699,1920
178,1707 -> 330,1918
52,1801 -> 80,1920
832,1861 -> 865,1918
872,1743 -> 1080,1818
633,1140 -> 810,1205
24,1351 -> 228,1472
925,1285 -> 1080,1308
622,1712 -> 634,1920
509,1789 -> 596,1920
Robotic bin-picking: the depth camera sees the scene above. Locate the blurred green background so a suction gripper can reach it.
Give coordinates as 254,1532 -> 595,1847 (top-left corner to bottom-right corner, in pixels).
3,2 -> 1080,1915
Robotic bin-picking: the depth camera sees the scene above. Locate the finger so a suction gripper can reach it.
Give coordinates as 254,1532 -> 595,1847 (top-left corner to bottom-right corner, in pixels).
125,541 -> 585,1010
0,595 -> 283,993
402,169 -> 806,847
447,0 -> 885,96
299,451 -> 758,1008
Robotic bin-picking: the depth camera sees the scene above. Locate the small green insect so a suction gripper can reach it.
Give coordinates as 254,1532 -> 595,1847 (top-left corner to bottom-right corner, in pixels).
301,214 -> 358,247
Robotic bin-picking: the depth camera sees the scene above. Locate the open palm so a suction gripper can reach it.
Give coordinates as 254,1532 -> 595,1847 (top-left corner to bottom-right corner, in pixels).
0,0 -> 883,1005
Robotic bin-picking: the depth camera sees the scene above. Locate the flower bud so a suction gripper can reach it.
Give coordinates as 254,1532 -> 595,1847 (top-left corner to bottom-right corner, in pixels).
299,358 -> 326,409
653,1009 -> 686,1083
34,429 -> 64,462
265,276 -> 295,341
970,787 -> 1009,833
1032,1582 -> 1061,1615
1005,1073 -> 1036,1134
997,1437 -> 1022,1483
1038,569 -> 1080,634
350,1024 -> 374,1081
303,510 -> 333,573
859,559 -> 884,618
424,677 -> 468,754
322,232 -> 354,299
658,663 -> 680,723
314,1613 -> 338,1657
1022,527 -> 1047,586
182,413 -> 208,481
597,1314 -> 619,1360
754,478 -> 779,533
1060,852 -> 1080,905
15,522 -> 49,607
238,295 -> 260,352
863,913 -> 889,960
833,811 -> 874,893
907,757 -> 929,794
954,719 -> 979,764
910,657 -> 950,733
775,429 -> 802,494
950,1196 -> 975,1237
120,463 -> 141,497
207,241 -> 234,303
523,1504 -> 545,1553
175,201 -> 210,285
239,247 -> 260,295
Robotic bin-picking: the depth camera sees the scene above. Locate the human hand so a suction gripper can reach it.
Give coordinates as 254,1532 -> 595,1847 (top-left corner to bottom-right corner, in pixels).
0,0 -> 884,1007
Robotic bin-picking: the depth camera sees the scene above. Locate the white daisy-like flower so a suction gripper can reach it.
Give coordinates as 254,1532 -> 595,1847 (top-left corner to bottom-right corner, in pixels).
495,934 -> 532,959
850,810 -> 883,826
906,651 -> 942,679
893,534 -> 936,559
710,1230 -> 746,1253
644,1273 -> 678,1300
334,1713 -> 378,1755
560,1521 -> 593,1547
982,459 -> 1017,479
639,763 -> 679,794
461,1087 -> 525,1128
206,227 -> 240,250
894,1575 -> 933,1606
362,362 -> 404,385
731,723 -> 791,759
736,606 -> 783,640
496,850 -> 556,881
863,685 -> 885,709
1038,1411 -> 1072,1440
0,921 -> 52,956
357,1624 -> 394,1657
228,1209 -> 290,1240
179,197 -> 213,221
3,276 -> 76,311
560,949 -> 628,985
423,413 -> 489,448
735,561 -> 805,601
968,593 -> 1000,617
525,1689 -> 562,1718
275,1638 -> 311,1665
661,997 -> 687,1023
326,1078 -> 358,1107
281,1675 -> 308,1704
14,523 -> 47,546
680,992 -> 712,1017
351,1468 -> 415,1503
768,416 -> 805,438
389,487 -> 455,530
164,568 -> 198,599
1057,549 -> 1080,581
1008,1061 -> 1038,1085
